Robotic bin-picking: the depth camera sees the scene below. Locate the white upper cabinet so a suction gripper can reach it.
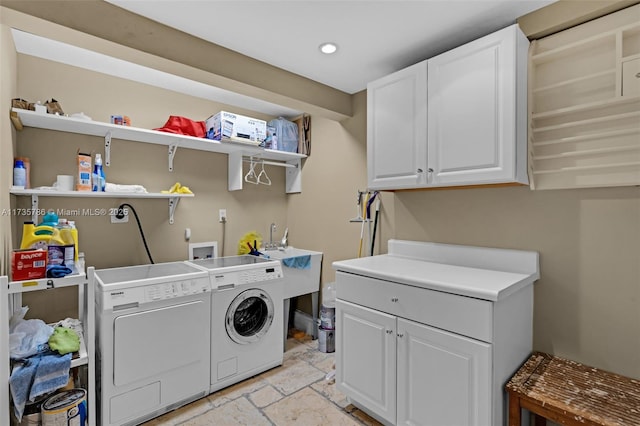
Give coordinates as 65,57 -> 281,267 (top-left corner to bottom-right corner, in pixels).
367,24 -> 529,190
428,25 -> 529,187
367,61 -> 428,190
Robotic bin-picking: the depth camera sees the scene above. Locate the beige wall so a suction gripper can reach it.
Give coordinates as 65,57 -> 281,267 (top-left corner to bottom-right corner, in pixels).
394,186 -> 640,378
11,54 -> 373,322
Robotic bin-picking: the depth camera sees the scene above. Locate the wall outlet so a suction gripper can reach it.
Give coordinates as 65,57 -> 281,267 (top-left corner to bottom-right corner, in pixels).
219,209 -> 227,223
111,207 -> 129,223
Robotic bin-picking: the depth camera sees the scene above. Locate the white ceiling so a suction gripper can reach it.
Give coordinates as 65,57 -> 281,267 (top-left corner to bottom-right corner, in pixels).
105,0 -> 556,94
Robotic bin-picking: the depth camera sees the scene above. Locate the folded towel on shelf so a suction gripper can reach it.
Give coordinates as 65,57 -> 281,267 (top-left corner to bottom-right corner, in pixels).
29,352 -> 72,400
282,255 -> 311,270
46,265 -> 73,278
105,182 -> 148,193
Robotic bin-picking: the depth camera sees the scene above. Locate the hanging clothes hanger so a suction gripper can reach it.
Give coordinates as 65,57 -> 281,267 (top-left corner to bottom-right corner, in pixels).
257,161 -> 271,186
244,157 -> 259,184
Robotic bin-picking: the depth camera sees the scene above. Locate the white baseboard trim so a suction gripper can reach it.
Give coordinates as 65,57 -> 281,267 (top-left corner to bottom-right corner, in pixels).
293,309 -> 317,337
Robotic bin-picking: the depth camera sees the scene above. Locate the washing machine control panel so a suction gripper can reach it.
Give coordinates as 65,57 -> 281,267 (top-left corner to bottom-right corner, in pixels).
99,277 -> 210,310
211,264 -> 283,289
145,278 -> 211,302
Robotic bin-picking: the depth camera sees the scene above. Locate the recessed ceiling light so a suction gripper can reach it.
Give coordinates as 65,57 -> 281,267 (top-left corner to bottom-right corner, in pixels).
319,42 -> 338,55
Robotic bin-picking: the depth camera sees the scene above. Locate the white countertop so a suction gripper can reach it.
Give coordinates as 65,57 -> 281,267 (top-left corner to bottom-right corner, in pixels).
332,240 -> 540,301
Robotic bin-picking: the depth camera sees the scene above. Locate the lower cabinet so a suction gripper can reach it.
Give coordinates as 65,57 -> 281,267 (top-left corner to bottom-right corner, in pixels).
336,300 -> 491,426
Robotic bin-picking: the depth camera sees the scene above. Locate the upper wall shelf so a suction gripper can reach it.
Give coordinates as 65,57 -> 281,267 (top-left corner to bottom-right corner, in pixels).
528,7 -> 640,190
11,108 -> 305,193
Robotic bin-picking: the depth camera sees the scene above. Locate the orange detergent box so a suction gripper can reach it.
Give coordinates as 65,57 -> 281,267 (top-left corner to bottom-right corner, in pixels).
11,249 -> 47,281
76,152 -> 92,191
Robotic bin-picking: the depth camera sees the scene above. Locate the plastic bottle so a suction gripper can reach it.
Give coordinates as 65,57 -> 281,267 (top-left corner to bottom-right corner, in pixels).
55,219 -> 76,268
20,221 -> 66,250
39,209 -> 59,227
92,153 -> 106,192
320,282 -> 336,330
13,159 -> 26,187
57,219 -> 79,263
67,220 -> 79,262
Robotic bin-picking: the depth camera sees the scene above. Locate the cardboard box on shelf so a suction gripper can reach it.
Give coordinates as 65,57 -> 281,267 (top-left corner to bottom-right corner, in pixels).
11,249 -> 47,281
205,111 -> 266,144
76,152 -> 91,191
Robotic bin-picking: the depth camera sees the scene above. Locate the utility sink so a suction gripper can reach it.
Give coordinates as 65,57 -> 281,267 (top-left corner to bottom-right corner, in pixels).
264,247 -> 323,339
264,247 -> 323,299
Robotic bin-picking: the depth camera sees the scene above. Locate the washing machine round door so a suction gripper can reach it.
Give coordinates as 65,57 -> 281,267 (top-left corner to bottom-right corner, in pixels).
226,288 -> 274,344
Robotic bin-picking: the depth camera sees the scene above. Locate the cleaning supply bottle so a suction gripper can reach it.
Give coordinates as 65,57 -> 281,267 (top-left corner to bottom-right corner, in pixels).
13,159 -> 26,187
20,221 -> 66,250
55,219 -> 77,268
320,282 -> 336,330
67,220 -> 79,262
39,209 -> 59,227
92,153 -> 105,192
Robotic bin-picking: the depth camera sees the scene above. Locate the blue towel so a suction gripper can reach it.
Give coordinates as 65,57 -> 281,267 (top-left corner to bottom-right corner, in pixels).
9,358 -> 38,421
9,352 -> 71,421
46,265 -> 73,278
282,255 -> 311,270
30,352 -> 71,399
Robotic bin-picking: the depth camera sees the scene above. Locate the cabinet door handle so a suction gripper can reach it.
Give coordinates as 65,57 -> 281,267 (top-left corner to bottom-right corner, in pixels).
386,329 -> 393,334
417,168 -> 423,173
391,297 -> 399,302
427,168 -> 434,173
397,333 -> 404,338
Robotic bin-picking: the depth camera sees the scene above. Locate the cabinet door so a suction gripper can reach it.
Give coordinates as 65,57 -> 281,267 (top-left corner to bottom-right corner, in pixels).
428,25 -> 526,186
367,60 -> 428,190
336,300 -> 396,424
397,318 -> 491,426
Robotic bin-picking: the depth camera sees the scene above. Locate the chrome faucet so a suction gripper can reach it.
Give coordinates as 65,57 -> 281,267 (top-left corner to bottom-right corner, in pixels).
268,223 -> 277,249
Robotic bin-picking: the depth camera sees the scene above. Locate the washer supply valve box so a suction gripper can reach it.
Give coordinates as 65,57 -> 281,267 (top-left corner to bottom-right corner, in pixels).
206,111 -> 267,144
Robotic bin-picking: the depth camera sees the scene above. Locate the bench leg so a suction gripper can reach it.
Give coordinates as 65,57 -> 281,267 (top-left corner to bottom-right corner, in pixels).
508,392 -> 521,426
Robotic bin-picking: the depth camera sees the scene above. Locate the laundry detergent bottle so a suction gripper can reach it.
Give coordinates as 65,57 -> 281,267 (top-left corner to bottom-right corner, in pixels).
20,221 -> 66,250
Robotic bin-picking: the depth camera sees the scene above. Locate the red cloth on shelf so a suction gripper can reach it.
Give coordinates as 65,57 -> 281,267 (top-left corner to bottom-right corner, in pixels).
154,116 -> 206,137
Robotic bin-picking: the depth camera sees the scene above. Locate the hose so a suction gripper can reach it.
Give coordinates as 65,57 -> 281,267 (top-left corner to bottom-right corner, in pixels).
117,203 -> 154,264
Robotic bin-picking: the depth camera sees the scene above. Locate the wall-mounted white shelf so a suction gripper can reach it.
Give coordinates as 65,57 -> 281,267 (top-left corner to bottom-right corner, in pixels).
529,7 -> 640,190
11,108 -> 305,193
10,188 -> 193,224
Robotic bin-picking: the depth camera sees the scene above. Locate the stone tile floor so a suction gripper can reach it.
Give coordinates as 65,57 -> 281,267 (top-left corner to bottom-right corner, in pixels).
142,335 -> 383,426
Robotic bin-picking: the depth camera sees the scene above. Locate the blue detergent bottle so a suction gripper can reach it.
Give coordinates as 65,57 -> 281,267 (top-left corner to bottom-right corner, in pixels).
92,153 -> 106,192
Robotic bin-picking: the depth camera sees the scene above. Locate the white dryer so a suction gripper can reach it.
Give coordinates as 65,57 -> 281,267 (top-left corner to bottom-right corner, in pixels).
188,256 -> 284,393
95,262 -> 211,426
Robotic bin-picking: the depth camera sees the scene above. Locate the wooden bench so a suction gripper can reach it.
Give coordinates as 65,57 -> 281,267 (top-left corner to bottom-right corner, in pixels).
506,352 -> 640,426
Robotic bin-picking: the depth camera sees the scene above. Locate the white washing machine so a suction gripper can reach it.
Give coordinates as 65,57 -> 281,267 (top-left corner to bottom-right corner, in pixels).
95,262 -> 211,426
188,255 -> 284,393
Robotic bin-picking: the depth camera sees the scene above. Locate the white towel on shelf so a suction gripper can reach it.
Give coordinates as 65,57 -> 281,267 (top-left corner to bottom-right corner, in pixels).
105,182 -> 148,193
